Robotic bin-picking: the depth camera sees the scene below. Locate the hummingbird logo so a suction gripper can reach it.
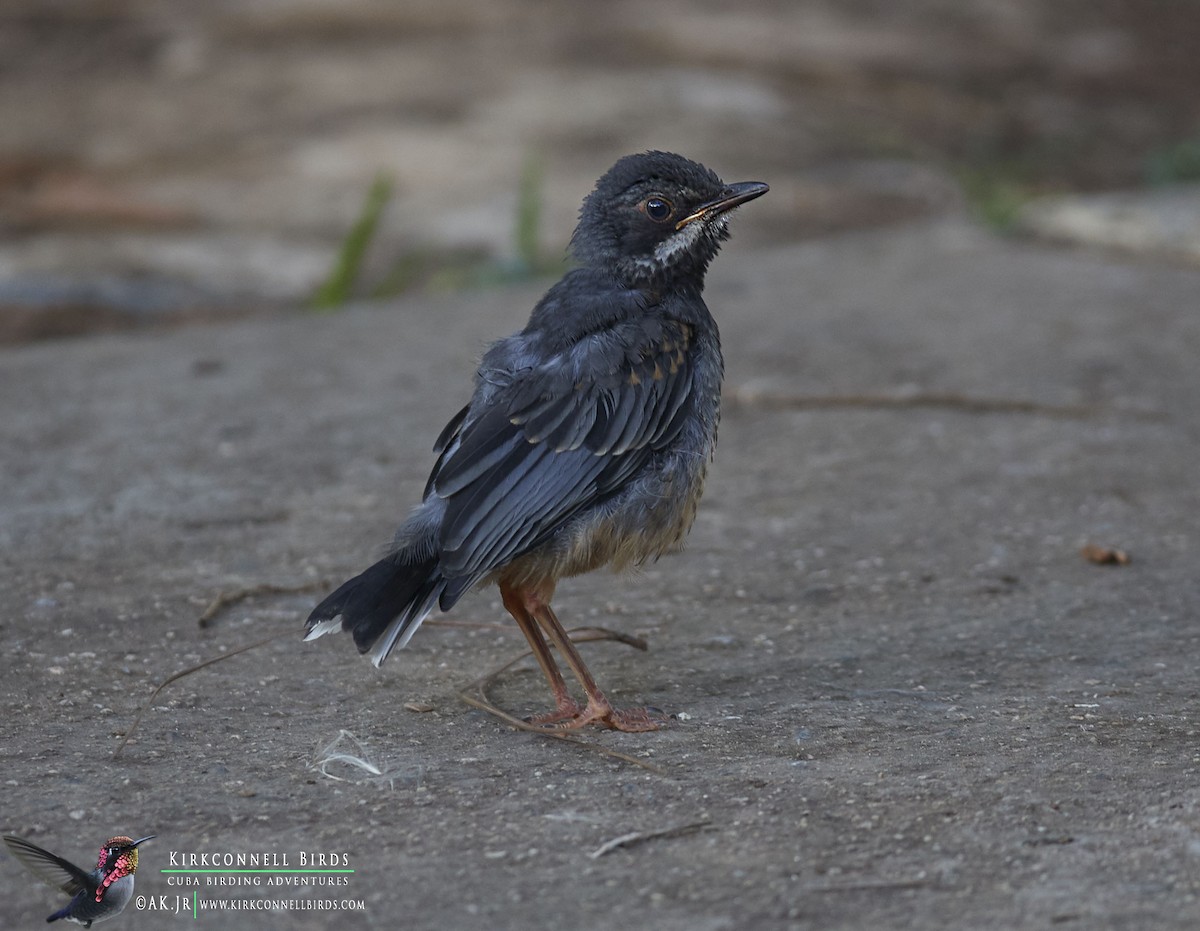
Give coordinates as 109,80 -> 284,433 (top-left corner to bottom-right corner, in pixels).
3,833 -> 155,927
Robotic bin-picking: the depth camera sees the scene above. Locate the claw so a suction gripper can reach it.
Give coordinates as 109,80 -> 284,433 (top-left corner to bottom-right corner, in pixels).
530,700 -> 665,733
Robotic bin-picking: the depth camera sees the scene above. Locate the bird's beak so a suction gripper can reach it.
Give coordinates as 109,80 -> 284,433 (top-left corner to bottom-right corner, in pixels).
131,836 -> 156,847
676,181 -> 770,230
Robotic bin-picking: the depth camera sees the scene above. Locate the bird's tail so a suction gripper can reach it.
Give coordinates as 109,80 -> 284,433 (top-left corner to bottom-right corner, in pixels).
304,548 -> 446,666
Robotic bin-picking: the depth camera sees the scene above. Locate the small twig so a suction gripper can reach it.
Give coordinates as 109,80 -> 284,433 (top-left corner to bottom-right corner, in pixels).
198,581 -> 328,628
198,581 -> 536,634
112,634 -> 287,759
459,627 -> 664,775
589,820 -> 713,858
558,625 -> 649,651
730,388 -> 1160,421
422,618 -> 514,633
457,693 -> 662,774
806,878 -> 933,893
813,682 -> 945,702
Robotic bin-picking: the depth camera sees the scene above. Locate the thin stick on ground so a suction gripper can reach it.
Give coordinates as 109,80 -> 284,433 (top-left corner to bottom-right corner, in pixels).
590,820 -> 714,858
113,634 -> 288,759
458,627 -> 667,775
729,388 -> 1163,421
806,878 -> 933,893
199,580 -> 514,634
198,581 -> 329,627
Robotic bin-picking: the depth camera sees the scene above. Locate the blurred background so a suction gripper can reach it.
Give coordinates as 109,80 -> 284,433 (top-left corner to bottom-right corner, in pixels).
2,0 -> 1198,343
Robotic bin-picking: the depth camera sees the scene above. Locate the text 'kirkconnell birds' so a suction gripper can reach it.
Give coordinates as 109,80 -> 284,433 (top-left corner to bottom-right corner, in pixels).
166,851 -> 350,867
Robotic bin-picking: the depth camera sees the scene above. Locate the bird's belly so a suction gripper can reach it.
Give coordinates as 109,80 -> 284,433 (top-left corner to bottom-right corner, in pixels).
498,447 -> 711,588
71,876 -> 134,923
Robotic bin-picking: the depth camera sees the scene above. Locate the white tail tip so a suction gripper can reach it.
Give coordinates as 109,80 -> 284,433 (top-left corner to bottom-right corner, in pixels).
304,617 -> 343,641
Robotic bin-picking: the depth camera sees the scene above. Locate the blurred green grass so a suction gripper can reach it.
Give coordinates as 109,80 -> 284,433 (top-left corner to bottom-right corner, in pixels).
312,156 -> 564,312
1144,137 -> 1200,185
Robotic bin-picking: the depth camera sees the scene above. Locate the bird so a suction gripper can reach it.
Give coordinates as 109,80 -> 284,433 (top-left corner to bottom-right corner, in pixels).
3,833 -> 155,927
305,151 -> 768,731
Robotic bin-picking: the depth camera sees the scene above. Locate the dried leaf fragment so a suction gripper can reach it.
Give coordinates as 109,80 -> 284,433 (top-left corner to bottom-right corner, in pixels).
1081,544 -> 1131,566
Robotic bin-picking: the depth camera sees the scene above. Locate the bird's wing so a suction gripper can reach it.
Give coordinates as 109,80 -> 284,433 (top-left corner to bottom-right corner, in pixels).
428,316 -> 696,588
423,403 -> 470,498
2,835 -> 94,896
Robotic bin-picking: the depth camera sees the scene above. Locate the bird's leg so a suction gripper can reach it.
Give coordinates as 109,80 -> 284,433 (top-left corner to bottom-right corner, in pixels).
499,582 -> 584,723
522,583 -> 663,733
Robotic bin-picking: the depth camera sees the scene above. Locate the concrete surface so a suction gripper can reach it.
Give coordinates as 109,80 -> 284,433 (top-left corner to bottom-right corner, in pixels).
2,219 -> 1200,929
1018,183 -> 1200,264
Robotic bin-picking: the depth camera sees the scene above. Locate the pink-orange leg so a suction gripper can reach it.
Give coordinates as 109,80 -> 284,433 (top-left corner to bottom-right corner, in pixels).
499,583 -> 585,724
501,580 -> 663,732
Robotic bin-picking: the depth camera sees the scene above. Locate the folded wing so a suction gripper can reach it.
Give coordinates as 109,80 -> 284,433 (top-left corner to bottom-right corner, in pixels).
429,316 -> 696,605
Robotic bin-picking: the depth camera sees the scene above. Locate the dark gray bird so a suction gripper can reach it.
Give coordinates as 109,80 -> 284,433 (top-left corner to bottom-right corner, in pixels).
3,833 -> 155,927
306,151 -> 768,731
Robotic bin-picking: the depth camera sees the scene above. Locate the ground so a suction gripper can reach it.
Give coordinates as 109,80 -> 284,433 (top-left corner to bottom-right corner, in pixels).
2,2 -> 1200,929
3,220 -> 1199,929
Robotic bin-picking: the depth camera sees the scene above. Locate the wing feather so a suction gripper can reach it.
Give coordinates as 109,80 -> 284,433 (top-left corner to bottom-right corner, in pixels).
426,317 -> 696,581
519,392 -> 581,444
2,835 -> 93,896
590,378 -> 644,456
433,415 -> 524,497
442,444 -> 605,575
611,376 -> 659,455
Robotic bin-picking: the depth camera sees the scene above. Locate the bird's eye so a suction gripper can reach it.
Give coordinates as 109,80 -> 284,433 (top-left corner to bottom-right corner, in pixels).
643,196 -> 673,222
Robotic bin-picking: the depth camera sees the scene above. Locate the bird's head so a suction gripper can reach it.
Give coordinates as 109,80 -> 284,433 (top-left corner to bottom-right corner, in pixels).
570,151 -> 768,288
96,835 -> 154,883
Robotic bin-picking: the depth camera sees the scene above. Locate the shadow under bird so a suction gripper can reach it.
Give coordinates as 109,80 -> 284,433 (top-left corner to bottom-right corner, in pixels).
306,150 -> 768,731
3,833 -> 155,927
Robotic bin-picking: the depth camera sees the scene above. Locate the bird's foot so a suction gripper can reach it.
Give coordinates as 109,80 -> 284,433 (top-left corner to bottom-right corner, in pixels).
592,704 -> 666,733
529,699 -> 665,732
524,697 -> 588,727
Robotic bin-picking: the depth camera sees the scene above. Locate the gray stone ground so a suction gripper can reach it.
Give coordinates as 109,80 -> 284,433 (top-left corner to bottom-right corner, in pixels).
3,217 -> 1199,929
